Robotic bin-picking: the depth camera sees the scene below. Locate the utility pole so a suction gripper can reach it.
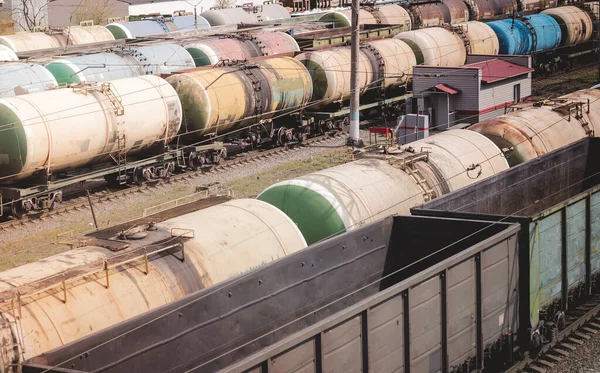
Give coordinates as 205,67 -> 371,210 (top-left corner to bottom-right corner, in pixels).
347,0 -> 364,147
597,0 -> 600,83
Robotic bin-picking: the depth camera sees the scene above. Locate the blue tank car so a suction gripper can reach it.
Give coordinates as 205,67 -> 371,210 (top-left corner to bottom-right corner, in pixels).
488,15 -> 561,55
487,19 -> 533,55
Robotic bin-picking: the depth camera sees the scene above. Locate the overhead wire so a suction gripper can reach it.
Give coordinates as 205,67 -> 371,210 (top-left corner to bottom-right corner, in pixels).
34,149 -> 600,373
0,28 -> 585,206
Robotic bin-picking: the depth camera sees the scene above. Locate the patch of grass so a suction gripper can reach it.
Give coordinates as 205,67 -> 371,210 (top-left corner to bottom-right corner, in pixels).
0,147 -> 354,270
533,66 -> 599,99
226,148 -> 354,198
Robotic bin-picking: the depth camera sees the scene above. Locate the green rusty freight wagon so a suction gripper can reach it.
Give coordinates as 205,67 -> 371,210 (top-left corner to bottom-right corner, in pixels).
412,137 -> 600,352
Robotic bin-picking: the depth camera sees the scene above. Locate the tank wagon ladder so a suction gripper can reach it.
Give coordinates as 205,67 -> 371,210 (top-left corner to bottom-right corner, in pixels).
97,83 -> 128,185
552,99 -> 593,136
393,151 -> 437,201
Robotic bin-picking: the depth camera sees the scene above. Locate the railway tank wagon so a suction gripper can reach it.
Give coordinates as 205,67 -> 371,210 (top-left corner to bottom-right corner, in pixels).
0,198 -> 307,369
106,17 -> 211,39
258,129 -> 508,244
166,56 -> 313,144
21,213 -> 520,373
44,53 -> 142,86
394,27 -> 468,66
0,63 -> 58,98
469,88 -> 600,166
184,32 -> 300,67
0,75 -> 182,216
295,38 -> 416,114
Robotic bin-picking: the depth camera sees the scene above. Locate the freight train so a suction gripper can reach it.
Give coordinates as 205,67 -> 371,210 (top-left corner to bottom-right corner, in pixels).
0,85 -> 596,372
22,138 -> 599,373
0,6 -> 595,217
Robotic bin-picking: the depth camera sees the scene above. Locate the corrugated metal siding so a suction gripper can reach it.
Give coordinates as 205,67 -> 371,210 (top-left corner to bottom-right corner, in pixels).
323,316 -> 362,373
592,191 -> 600,275
368,294 -> 404,372
447,258 -> 476,368
535,212 -> 563,309
413,66 -> 480,112
270,339 -> 315,373
567,200 -> 586,287
479,75 -> 531,111
482,239 -> 517,345
478,108 -> 505,122
410,276 -> 441,373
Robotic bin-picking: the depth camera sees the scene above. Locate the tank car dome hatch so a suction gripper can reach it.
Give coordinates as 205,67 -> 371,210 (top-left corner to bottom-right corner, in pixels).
0,199 -> 306,362
44,53 -> 141,86
60,25 -> 115,45
126,44 -> 196,75
542,6 -> 593,46
0,63 -> 58,98
469,89 -> 600,166
0,45 -> 18,61
457,21 -> 499,55
0,33 -> 64,53
170,15 -> 211,30
317,9 -> 377,28
395,28 -> 466,67
0,75 -> 181,183
167,57 -> 312,141
106,20 -> 171,39
258,130 -> 508,244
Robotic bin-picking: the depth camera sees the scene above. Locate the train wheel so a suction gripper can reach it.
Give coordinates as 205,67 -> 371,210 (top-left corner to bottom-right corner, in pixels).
10,201 -> 26,219
132,168 -> 144,186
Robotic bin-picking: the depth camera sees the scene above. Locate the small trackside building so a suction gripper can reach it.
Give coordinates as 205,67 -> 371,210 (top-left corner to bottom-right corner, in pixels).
410,54 -> 533,130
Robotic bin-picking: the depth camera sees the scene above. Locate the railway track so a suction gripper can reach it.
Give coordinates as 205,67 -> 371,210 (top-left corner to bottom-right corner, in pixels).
0,132 -> 346,232
508,295 -> 600,373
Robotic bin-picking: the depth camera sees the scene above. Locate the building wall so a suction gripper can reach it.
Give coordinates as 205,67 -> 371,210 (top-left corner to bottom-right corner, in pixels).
478,75 -> 532,112
48,0 -> 128,27
412,66 -> 481,113
8,0 -> 48,31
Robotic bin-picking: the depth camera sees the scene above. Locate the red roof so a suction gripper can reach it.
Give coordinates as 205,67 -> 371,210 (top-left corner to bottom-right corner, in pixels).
464,59 -> 534,83
433,83 -> 459,95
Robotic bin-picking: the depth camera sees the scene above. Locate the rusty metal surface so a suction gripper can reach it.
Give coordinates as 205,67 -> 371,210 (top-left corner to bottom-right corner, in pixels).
410,3 -> 446,27
467,0 -> 517,20
442,0 -> 470,23
0,199 -> 306,368
167,56 -> 312,141
519,0 -> 557,11
24,215 -> 519,373
542,6 -> 594,46
469,89 -> 600,166
413,137 -> 600,349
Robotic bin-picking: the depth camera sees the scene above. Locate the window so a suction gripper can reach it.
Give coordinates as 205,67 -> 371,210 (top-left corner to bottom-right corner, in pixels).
514,84 -> 521,104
